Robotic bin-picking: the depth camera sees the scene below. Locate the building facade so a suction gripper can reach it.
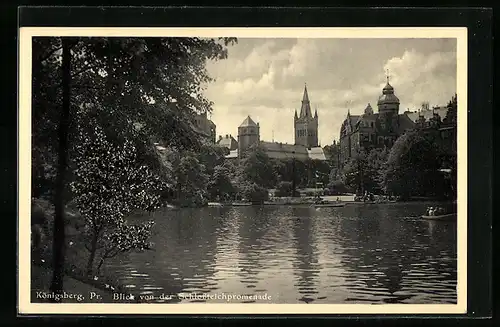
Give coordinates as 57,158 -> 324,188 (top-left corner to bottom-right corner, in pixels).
339,79 -> 457,168
194,112 -> 216,143
339,78 -> 415,166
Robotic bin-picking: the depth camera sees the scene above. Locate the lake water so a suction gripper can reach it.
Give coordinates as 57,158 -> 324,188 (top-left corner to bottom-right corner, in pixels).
104,202 -> 457,304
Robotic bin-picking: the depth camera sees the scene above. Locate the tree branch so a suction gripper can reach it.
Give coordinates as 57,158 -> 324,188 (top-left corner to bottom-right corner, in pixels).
71,63 -> 103,78
37,46 -> 63,64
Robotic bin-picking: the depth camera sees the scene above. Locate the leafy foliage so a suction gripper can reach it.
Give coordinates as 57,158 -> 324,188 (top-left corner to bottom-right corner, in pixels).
238,182 -> 269,204
444,94 -> 457,126
382,130 -> 445,199
275,181 -> 294,197
70,122 -> 165,275
207,164 -> 236,201
32,36 -> 237,199
174,154 -> 209,207
238,144 -> 276,188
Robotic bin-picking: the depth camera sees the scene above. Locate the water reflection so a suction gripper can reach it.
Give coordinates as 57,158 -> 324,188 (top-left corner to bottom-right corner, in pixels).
104,202 -> 457,304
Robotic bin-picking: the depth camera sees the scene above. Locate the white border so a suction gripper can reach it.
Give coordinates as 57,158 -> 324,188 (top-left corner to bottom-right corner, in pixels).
18,27 -> 468,315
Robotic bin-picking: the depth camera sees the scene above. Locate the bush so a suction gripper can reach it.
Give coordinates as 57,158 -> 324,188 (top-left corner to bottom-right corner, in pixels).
275,181 -> 294,197
238,182 -> 269,204
328,179 -> 350,195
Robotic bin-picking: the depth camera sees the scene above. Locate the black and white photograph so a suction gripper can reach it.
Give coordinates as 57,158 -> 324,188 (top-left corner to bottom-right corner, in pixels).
19,26 -> 467,314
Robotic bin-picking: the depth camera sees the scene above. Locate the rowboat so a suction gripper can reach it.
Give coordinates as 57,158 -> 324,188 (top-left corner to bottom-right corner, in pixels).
313,203 -> 345,208
420,213 -> 456,221
231,202 -> 252,206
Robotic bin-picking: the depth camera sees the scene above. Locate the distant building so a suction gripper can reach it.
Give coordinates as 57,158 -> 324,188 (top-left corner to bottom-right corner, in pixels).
404,103 -> 448,124
339,77 -> 415,166
294,84 -> 319,148
216,134 -> 238,151
413,96 -> 457,157
194,112 -> 216,143
217,85 -> 326,161
339,77 -> 457,168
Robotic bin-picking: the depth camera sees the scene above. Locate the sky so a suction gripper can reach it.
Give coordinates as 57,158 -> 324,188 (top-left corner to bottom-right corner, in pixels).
203,38 -> 457,146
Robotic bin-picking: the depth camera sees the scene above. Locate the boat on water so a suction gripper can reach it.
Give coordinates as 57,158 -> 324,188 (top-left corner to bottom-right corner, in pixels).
207,202 -> 224,207
421,212 -> 457,221
231,202 -> 252,206
313,203 -> 345,208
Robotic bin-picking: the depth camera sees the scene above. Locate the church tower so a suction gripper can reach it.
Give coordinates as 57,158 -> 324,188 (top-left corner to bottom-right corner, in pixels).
237,115 -> 260,157
294,84 -> 319,148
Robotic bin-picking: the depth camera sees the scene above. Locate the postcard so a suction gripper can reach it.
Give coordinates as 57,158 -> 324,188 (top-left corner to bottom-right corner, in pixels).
18,26 -> 467,315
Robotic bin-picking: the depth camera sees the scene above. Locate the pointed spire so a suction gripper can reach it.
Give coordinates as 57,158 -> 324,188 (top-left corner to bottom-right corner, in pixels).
294,109 -> 298,119
302,83 -> 309,102
314,106 -> 318,118
299,83 -> 312,118
386,69 -> 390,84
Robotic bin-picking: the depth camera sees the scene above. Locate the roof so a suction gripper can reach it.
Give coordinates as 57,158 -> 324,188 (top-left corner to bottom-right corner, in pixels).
377,93 -> 400,105
377,82 -> 400,105
405,107 -> 448,122
217,135 -> 238,150
261,142 -> 309,155
226,149 -> 238,159
398,113 -> 416,133
349,115 -> 361,127
239,115 -> 258,127
307,147 -> 327,160
224,143 -> 327,161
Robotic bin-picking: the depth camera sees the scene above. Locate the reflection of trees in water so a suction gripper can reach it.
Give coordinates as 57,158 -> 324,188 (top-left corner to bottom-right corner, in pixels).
336,203 -> 457,303
290,207 -> 321,303
107,207 -> 222,302
236,206 -> 273,289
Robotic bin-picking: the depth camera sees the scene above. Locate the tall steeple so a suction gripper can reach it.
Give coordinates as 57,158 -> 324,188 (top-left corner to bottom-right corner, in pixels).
299,83 -> 312,118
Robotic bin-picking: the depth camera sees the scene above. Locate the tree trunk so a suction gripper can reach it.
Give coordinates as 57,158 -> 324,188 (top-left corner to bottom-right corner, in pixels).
86,233 -> 99,276
49,37 -> 73,299
96,255 -> 106,276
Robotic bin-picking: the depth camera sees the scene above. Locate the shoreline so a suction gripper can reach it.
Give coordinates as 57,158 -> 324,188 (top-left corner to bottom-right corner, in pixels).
206,199 -> 454,208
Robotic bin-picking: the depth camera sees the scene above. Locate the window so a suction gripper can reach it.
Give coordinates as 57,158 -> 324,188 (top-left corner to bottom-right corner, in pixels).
371,122 -> 374,128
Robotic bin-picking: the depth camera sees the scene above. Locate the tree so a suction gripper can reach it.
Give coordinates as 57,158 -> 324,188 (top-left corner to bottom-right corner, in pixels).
70,123 -> 165,276
196,143 -> 228,176
444,94 -> 457,126
207,164 -> 235,201
32,36 -> 238,200
340,150 -> 367,194
32,36 -> 237,284
239,144 -> 276,188
275,181 -> 294,197
364,148 -> 390,194
237,182 -> 269,204
50,37 -> 74,297
323,143 -> 340,169
174,154 -> 209,207
382,130 -> 443,199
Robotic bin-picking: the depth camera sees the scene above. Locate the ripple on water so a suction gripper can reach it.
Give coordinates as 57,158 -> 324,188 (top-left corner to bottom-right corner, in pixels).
105,204 -> 457,304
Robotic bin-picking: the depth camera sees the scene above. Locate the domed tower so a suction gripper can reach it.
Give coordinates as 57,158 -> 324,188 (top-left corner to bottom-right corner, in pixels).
237,115 -> 260,157
377,72 -> 400,132
294,84 -> 319,148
